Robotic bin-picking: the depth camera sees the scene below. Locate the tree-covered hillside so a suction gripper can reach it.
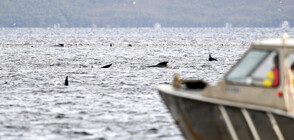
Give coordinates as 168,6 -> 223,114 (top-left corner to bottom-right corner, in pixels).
0,0 -> 293,27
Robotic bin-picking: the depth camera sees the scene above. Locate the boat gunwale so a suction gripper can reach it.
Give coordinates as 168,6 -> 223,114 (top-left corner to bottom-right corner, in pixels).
157,84 -> 294,119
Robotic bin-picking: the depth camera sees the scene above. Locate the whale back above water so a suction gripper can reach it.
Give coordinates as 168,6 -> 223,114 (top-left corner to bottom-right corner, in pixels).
53,43 -> 65,47
208,49 -> 217,61
101,64 -> 112,68
147,61 -> 168,67
209,54 -> 217,61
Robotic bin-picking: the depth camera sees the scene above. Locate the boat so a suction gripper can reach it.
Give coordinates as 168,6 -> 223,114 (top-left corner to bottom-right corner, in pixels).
157,34 -> 294,140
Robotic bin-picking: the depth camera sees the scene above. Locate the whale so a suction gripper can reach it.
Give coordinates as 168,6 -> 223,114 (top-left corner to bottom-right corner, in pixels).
53,43 -> 65,47
147,61 -> 168,67
65,76 -> 69,86
101,64 -> 112,68
208,49 -> 217,61
49,76 -> 68,86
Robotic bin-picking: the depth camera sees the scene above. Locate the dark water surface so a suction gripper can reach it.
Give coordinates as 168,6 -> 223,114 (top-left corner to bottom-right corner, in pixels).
0,28 -> 292,139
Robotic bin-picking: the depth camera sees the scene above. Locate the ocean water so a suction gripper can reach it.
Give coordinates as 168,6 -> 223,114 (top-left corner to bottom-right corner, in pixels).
0,28 -> 292,140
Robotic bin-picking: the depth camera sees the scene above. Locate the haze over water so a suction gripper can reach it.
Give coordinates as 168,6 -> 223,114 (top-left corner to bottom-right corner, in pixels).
0,28 -> 293,140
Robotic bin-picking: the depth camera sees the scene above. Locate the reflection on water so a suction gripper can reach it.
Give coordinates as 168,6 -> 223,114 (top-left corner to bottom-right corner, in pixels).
0,28 -> 292,139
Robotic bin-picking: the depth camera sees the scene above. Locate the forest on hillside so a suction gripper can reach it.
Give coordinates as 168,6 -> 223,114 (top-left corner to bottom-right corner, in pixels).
0,0 -> 293,27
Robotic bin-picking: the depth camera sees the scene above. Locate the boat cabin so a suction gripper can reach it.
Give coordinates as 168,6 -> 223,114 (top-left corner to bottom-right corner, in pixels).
202,35 -> 294,113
